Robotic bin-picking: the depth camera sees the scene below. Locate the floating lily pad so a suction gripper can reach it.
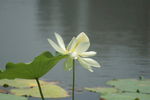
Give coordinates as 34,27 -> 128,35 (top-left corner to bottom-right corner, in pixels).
10,84 -> 69,98
101,93 -> 150,100
0,93 -> 27,100
0,51 -> 66,79
0,79 -> 50,88
107,79 -> 150,93
85,87 -> 118,95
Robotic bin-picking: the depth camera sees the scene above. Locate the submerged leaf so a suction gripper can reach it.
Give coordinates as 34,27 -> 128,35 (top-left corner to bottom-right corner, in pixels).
10,84 -> 69,98
107,79 -> 150,93
0,79 -> 50,88
0,93 -> 27,100
85,79 -> 150,100
101,93 -> 150,100
85,87 -> 118,95
0,51 -> 66,79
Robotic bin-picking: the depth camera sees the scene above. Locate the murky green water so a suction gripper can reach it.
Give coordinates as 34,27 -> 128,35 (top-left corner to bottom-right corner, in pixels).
0,0 -> 150,100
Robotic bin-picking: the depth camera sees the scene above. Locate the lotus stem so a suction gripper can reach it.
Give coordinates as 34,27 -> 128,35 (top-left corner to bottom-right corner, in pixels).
72,60 -> 75,100
35,78 -> 45,100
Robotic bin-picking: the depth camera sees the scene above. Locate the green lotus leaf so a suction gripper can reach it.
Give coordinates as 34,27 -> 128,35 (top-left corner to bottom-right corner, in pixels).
0,93 -> 27,100
10,84 -> 69,98
85,87 -> 119,95
107,79 -> 150,93
0,51 -> 66,79
101,93 -> 150,100
0,79 -> 52,88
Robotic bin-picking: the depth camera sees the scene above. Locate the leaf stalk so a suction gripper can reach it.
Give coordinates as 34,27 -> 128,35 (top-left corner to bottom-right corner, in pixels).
35,78 -> 45,100
72,60 -> 75,100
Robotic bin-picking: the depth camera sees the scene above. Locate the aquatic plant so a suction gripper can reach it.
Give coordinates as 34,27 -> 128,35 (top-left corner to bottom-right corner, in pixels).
85,78 -> 150,100
0,32 -> 100,100
0,79 -> 69,98
48,32 -> 100,100
0,51 -> 66,100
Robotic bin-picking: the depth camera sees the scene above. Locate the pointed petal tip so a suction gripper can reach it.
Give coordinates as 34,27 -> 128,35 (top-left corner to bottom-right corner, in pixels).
94,62 -> 101,68
77,32 -> 88,36
89,69 -> 94,72
79,32 -> 88,36
54,32 -> 59,36
47,38 -> 52,43
97,64 -> 101,68
80,32 -> 85,34
80,51 -> 97,57
76,32 -> 90,43
54,32 -> 58,34
54,32 -> 59,37
94,63 -> 101,68
54,32 -> 66,51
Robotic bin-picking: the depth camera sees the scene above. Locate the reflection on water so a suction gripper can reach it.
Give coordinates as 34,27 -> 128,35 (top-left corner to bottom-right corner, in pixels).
36,0 -> 150,86
0,0 -> 150,100
37,0 -> 65,35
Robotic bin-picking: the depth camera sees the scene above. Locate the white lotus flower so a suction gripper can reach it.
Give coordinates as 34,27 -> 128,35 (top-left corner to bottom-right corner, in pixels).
48,32 -> 100,72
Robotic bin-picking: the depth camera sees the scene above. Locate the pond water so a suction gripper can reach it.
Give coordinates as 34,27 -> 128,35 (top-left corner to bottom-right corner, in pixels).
0,0 -> 150,100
